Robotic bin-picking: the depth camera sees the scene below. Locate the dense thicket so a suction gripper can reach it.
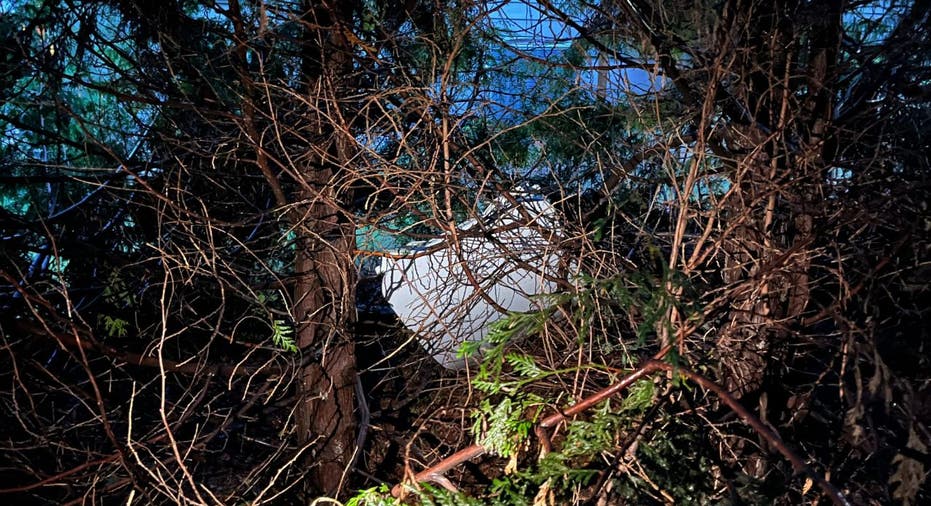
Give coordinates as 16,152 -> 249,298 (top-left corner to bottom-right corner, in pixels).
1,0 -> 928,504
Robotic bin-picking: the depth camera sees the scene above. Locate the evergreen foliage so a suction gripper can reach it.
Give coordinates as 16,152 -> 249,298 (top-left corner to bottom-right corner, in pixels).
1,0 -> 928,504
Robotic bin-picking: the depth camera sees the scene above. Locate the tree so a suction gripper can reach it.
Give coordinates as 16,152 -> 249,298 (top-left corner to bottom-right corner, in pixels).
1,0 -> 928,504
1,0 -> 469,500
369,0 -> 930,503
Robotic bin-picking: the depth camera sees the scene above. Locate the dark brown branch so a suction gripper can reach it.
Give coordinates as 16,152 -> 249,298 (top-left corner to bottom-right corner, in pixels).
645,360 -> 851,506
539,360 -> 660,429
0,453 -> 121,494
390,360 -> 663,497
392,357 -> 850,506
14,321 -> 281,378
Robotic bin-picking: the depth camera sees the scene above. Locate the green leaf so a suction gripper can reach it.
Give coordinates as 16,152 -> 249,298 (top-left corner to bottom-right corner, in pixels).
471,396 -> 537,458
270,319 -> 296,353
620,379 -> 655,413
346,484 -> 399,506
505,353 -> 543,379
101,315 -> 129,338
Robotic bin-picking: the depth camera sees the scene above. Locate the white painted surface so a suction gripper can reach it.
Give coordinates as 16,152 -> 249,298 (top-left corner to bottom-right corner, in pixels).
380,194 -> 561,369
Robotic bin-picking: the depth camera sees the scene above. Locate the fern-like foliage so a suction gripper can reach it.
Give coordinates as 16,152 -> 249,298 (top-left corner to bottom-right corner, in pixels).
100,315 -> 130,338
470,394 -> 540,458
347,484 -> 486,506
270,319 -> 296,352
345,484 -> 400,506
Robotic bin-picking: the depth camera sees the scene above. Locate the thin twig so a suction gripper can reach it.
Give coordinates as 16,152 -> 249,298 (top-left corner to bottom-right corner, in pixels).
645,360 -> 851,506
392,357 -> 851,506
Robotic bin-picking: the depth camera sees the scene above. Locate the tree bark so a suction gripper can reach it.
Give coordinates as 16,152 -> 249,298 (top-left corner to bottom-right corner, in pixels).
294,206 -> 357,497
294,0 -> 358,497
715,0 -> 842,399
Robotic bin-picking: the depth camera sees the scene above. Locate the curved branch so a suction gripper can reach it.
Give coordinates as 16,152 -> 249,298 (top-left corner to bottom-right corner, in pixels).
14,320 -> 281,378
645,360 -> 851,506
391,356 -> 851,506
390,359 -> 662,497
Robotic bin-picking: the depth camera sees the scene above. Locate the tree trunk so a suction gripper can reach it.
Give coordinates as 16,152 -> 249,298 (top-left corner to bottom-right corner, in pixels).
715,0 -> 841,400
294,205 -> 356,497
294,0 -> 358,497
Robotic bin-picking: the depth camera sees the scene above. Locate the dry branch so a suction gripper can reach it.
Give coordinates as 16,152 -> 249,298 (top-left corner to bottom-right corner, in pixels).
392,358 -> 851,506
14,321 -> 283,378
